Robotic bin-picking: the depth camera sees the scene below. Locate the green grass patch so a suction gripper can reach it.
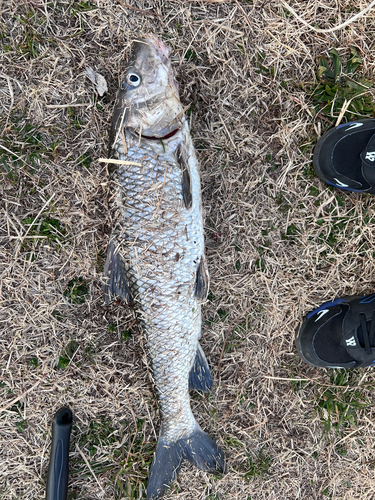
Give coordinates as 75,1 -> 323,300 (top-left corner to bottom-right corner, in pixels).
254,256 -> 265,272
52,309 -> 65,322
185,49 -> 197,61
57,340 -> 78,369
15,419 -> 29,433
255,51 -> 275,77
312,48 -> 375,124
224,330 -> 238,354
14,8 -> 47,59
77,153 -> 92,168
205,307 -> 228,326
78,417 -> 117,457
28,357 -> 38,368
245,448 -> 272,481
290,379 -> 308,392
223,436 -> 243,448
64,277 -> 89,304
303,163 -> 316,179
316,369 -> 370,434
120,330 -> 131,341
5,401 -> 28,432
72,1 -> 97,14
275,192 -> 291,214
74,418 -> 154,498
1,118 -> 57,183
314,214 -> 352,251
21,216 -> 65,241
282,223 -> 299,240
217,308 -> 228,321
67,107 -> 83,130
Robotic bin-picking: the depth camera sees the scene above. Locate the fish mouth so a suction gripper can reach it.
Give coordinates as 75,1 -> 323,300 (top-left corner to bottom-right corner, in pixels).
141,129 -> 180,141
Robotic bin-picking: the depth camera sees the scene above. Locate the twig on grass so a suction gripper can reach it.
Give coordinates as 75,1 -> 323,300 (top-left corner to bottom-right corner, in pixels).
76,444 -> 106,494
233,0 -> 252,30
14,193 -> 55,261
45,103 -> 90,108
0,379 -> 42,412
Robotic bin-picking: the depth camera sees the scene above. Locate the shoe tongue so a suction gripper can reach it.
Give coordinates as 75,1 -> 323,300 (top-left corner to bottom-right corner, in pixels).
356,319 -> 375,350
360,133 -> 375,186
341,304 -> 359,348
356,323 -> 366,348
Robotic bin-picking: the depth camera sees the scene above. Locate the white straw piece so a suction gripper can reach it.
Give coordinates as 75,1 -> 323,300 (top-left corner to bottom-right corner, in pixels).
98,158 -> 142,166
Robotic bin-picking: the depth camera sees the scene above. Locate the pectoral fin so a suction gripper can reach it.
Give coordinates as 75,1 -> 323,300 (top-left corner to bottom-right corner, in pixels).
102,240 -> 130,303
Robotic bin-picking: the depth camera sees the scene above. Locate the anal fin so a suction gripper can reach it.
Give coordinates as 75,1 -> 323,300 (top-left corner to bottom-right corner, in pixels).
195,255 -> 210,300
189,343 -> 213,392
102,240 -> 130,303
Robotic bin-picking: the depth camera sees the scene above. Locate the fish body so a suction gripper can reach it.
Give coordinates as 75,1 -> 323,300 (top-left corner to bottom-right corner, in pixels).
103,35 -> 225,498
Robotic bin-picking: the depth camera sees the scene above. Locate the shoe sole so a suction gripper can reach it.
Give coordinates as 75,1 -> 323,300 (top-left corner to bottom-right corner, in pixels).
313,125 -> 338,186
294,315 -> 318,368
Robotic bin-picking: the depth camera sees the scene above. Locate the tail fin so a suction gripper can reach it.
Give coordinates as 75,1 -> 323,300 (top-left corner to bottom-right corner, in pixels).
146,436 -> 184,500
183,428 -> 225,472
147,428 -> 225,499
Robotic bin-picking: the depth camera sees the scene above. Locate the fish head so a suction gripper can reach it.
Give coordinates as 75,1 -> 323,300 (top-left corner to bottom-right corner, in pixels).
111,35 -> 184,147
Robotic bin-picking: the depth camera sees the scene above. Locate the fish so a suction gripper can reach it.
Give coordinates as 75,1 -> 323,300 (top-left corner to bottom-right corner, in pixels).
102,34 -> 225,499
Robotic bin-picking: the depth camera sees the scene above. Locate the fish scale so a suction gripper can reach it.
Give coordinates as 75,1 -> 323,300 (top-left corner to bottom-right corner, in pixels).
102,34 -> 225,499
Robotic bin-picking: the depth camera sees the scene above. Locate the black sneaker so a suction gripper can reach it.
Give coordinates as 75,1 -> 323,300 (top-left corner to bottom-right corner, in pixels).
313,119 -> 375,193
295,294 -> 375,368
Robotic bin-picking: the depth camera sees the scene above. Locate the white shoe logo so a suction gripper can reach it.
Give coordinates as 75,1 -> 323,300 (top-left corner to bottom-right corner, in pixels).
345,122 -> 363,131
365,151 -> 375,162
333,178 -> 349,187
315,309 -> 329,322
346,336 -> 357,347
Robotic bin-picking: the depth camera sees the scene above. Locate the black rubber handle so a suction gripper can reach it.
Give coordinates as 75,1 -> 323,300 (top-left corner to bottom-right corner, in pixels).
45,407 -> 73,500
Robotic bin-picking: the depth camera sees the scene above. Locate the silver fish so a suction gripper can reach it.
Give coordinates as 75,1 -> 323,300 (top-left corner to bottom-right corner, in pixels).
102,34 -> 225,499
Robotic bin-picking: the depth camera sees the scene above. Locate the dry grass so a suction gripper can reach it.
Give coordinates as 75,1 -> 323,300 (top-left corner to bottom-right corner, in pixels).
2,0 -> 375,499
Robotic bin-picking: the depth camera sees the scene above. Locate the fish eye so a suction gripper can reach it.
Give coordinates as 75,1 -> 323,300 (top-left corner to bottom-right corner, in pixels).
125,72 -> 141,87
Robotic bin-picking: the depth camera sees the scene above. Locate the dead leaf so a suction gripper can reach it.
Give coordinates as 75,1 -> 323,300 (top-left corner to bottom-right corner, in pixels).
86,66 -> 108,96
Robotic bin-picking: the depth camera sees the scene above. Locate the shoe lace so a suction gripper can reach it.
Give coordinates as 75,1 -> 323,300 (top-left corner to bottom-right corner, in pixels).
359,312 -> 375,355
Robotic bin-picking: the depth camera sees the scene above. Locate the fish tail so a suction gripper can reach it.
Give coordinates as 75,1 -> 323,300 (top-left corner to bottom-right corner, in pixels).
147,426 -> 225,499
182,426 -> 226,472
